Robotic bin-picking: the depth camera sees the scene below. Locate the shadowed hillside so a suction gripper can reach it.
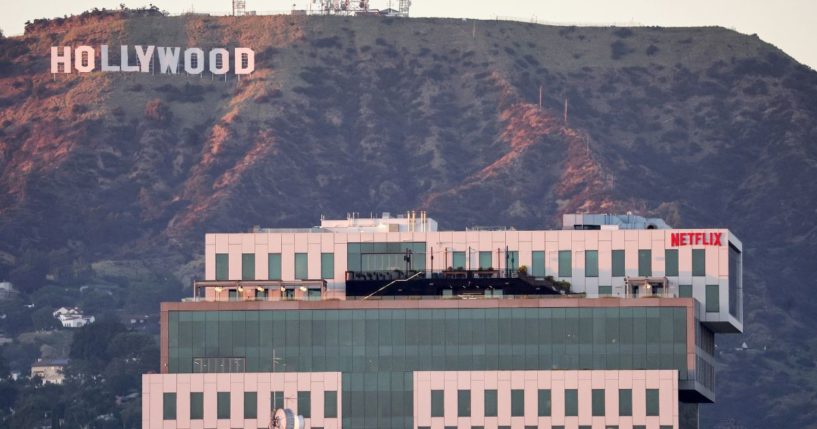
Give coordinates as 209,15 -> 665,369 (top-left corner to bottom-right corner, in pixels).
1,13 -> 817,428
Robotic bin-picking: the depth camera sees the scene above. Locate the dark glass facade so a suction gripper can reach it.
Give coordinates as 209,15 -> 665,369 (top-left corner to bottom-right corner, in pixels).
347,242 -> 427,272
166,306 -> 689,429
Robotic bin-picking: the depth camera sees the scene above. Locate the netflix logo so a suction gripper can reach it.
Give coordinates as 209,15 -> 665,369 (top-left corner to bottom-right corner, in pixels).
670,232 -> 723,247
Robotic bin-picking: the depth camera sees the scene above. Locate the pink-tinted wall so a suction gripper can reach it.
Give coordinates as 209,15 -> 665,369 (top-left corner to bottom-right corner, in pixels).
142,372 -> 341,429
413,370 -> 678,429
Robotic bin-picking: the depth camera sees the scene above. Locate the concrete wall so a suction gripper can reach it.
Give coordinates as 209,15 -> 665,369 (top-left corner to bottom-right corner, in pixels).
142,372 -> 341,429
413,369 -> 679,429
204,229 -> 740,328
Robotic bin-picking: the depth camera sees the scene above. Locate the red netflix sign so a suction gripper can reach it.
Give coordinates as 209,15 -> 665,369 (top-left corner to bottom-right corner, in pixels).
670,232 -> 722,247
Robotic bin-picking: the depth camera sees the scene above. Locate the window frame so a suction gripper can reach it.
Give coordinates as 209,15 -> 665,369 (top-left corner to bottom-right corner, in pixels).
431,389 -> 444,417
190,392 -> 203,420
215,253 -> 229,280
244,391 -> 257,419
558,250 -> 572,278
565,388 -> 578,416
646,389 -> 660,416
511,389 -> 524,417
321,252 -> 334,279
163,392 -> 176,420
295,253 -> 308,280
612,250 -> 625,277
241,253 -> 255,280
268,253 -> 282,280
665,249 -> 679,277
638,249 -> 652,277
692,249 -> 706,276
592,389 -> 605,417
585,250 -> 599,277
217,391 -> 230,419
458,389 -> 471,417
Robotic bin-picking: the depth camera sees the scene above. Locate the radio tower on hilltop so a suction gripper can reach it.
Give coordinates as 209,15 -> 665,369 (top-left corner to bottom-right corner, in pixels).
398,0 -> 410,16
232,0 -> 246,16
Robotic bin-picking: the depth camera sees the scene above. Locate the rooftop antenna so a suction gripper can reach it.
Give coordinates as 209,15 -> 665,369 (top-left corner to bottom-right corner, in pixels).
398,0 -> 411,16
232,0 -> 246,16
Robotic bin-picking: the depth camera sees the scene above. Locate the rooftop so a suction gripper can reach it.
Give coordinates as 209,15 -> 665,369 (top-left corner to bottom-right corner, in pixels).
249,212 -> 673,234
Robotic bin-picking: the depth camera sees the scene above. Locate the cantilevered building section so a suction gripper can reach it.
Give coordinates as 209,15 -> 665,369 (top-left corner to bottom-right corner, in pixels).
143,212 -> 743,429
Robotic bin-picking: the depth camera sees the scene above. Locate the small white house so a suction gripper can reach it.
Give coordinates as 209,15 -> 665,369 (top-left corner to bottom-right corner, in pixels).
52,307 -> 95,328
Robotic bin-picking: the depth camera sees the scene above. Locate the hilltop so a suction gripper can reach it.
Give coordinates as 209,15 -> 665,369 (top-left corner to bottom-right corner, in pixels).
1,12 -> 817,428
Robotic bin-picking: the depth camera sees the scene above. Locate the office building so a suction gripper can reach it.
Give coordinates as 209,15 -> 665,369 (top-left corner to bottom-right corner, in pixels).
143,212 -> 743,429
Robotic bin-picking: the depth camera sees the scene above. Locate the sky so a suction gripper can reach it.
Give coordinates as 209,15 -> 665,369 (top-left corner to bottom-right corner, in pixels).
1,0 -> 815,70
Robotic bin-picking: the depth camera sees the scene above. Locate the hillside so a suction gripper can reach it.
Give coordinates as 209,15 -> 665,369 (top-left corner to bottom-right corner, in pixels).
1,12 -> 817,428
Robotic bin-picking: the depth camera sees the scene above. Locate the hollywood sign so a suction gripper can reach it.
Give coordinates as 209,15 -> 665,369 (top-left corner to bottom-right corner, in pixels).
50,45 -> 255,75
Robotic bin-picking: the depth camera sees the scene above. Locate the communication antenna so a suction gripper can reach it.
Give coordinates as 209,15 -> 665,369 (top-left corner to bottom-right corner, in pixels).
398,0 -> 411,16
233,0 -> 246,16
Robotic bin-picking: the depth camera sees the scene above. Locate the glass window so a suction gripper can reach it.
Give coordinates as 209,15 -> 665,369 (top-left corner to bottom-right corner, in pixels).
706,285 -> 720,312
592,389 -> 605,416
215,253 -> 228,280
565,388 -> 578,416
585,250 -> 599,277
431,390 -> 444,417
693,249 -> 706,276
729,244 -> 741,319
324,391 -> 337,418
163,392 -> 176,420
679,284 -> 692,298
484,389 -> 497,417
559,251 -> 572,277
244,392 -> 257,419
634,426 -> 646,429
268,253 -> 281,280
271,391 -> 283,410
612,250 -> 625,277
598,285 -> 612,296
321,253 -> 334,279
507,251 -> 519,272
532,251 -> 545,277
458,389 -> 471,417
665,249 -> 678,276
511,389 -> 524,417
242,253 -> 255,280
452,251 -> 465,270
228,289 -> 238,301
190,392 -> 203,419
638,250 -> 652,277
478,251 -> 492,269
619,389 -> 632,416
298,391 -> 311,418
255,287 -> 268,300
646,389 -> 659,416
217,392 -> 230,419
537,389 -> 551,416
295,253 -> 308,280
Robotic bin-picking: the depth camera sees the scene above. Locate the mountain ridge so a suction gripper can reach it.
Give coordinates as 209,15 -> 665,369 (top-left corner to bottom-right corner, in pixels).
1,13 -> 817,428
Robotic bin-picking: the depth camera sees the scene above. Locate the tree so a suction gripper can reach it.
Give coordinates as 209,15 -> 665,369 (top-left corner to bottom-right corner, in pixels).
0,298 -> 34,336
31,306 -> 60,331
69,318 -> 126,364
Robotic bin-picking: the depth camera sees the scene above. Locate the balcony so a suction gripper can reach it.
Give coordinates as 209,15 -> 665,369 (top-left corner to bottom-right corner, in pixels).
192,279 -> 327,302
344,269 -> 565,298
